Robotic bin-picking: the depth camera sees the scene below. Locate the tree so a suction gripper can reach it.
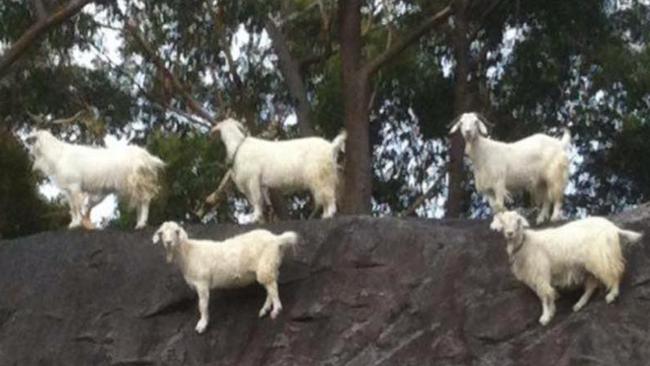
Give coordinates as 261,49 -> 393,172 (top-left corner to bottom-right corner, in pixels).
337,0 -> 451,214
0,0 -> 95,79
2,0 -> 650,236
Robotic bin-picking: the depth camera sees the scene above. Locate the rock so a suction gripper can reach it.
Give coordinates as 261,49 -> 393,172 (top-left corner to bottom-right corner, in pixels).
0,214 -> 648,365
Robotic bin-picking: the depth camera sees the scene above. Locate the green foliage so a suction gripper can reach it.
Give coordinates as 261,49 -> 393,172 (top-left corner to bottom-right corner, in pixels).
0,129 -> 67,238
2,0 -> 650,231
111,130 -> 230,228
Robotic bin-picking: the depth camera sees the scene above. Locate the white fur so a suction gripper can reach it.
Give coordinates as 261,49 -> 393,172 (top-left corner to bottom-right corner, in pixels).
212,118 -> 346,222
152,221 -> 298,333
26,130 -> 165,229
450,112 -> 571,224
491,211 -> 643,326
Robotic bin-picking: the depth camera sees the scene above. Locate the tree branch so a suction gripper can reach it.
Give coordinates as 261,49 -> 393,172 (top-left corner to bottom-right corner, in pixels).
468,0 -> 503,41
0,0 -> 95,79
210,6 -> 243,91
125,19 -> 216,124
265,16 -> 315,136
32,0 -> 48,21
399,174 -> 445,217
363,4 -> 452,77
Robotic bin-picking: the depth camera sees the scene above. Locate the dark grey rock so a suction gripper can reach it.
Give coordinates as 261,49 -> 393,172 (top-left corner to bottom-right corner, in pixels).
0,213 -> 648,365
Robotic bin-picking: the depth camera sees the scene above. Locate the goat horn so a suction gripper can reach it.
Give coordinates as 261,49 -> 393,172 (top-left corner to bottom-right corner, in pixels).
26,111 -> 46,126
50,110 -> 85,125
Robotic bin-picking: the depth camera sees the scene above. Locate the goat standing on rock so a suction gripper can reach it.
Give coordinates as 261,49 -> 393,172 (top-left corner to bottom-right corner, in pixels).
449,112 -> 570,224
152,221 -> 298,333
491,210 -> 643,326
211,118 -> 346,222
25,130 -> 164,229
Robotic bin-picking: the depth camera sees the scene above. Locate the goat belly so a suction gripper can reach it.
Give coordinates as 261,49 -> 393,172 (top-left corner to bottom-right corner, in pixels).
551,265 -> 587,289
211,272 -> 257,288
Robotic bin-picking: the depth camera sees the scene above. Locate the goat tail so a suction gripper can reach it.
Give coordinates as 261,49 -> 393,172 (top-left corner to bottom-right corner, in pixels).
560,128 -> 571,149
618,229 -> 643,245
276,231 -> 300,256
125,152 -> 166,207
331,130 -> 347,160
545,148 -> 570,203
278,231 -> 299,246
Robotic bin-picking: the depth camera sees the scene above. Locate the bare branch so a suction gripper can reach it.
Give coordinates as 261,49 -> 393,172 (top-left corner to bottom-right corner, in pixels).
205,170 -> 233,206
400,174 -> 445,217
363,4 -> 452,78
0,0 -> 95,79
210,6 -> 243,91
125,19 -> 216,124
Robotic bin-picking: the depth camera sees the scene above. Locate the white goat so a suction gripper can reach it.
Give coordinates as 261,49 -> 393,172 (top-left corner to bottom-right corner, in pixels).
211,118 -> 346,222
491,210 -> 643,326
449,112 -> 570,224
25,130 -> 165,229
152,221 -> 298,333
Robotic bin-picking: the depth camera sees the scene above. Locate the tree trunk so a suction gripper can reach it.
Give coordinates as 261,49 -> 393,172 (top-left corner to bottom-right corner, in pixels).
339,0 -> 372,215
445,4 -> 471,218
265,19 -> 315,137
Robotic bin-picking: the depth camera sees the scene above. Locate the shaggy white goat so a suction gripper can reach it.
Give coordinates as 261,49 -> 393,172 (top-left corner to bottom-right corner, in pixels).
211,118 -> 346,222
25,130 -> 165,229
449,112 -> 570,224
152,221 -> 298,333
491,210 -> 643,326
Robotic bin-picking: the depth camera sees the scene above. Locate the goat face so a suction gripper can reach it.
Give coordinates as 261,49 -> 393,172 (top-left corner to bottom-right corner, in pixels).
449,113 -> 488,142
491,211 -> 529,240
152,221 -> 188,263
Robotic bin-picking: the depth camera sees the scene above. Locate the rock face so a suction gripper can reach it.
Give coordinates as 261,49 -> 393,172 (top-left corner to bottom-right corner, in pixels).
0,213 -> 649,366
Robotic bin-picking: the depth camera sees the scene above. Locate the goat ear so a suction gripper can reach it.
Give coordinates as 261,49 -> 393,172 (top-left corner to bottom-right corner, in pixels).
448,115 -> 462,134
173,227 -> 187,243
152,230 -> 161,244
518,216 -> 530,228
489,213 -> 504,232
210,125 -> 220,137
477,121 -> 488,136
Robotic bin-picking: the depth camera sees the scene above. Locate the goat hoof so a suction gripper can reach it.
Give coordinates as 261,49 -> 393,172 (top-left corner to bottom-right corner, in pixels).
605,293 -> 617,304
572,304 -> 583,312
258,308 -> 269,318
270,308 -> 282,320
538,316 -> 551,326
135,224 -> 146,230
195,320 -> 208,334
